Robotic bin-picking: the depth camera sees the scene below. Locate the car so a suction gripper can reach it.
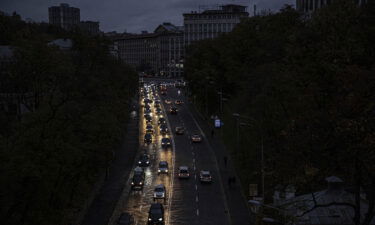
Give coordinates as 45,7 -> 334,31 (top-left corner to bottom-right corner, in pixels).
144,114 -> 152,123
134,166 -> 145,178
155,108 -> 162,115
159,124 -> 168,134
164,99 -> 172,104
199,170 -> 212,183
144,108 -> 152,115
161,137 -> 171,148
191,134 -> 202,143
144,104 -> 151,110
146,124 -> 154,134
175,126 -> 184,135
131,174 -> 144,190
153,184 -> 166,202
158,117 -> 166,125
169,106 -> 178,115
148,203 -> 164,225
154,102 -> 160,108
175,100 -> 183,105
178,166 -> 190,179
158,161 -> 169,174
138,153 -> 150,167
144,133 -> 152,144
117,212 -> 135,225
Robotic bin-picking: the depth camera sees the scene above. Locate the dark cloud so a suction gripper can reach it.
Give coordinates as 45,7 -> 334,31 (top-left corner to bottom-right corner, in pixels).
0,0 -> 294,33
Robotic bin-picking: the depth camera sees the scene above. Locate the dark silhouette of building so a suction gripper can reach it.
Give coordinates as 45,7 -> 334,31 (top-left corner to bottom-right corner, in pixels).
48,3 -> 80,30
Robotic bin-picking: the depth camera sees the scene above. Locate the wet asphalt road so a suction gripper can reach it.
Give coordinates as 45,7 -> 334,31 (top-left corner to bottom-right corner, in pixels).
115,83 -> 230,225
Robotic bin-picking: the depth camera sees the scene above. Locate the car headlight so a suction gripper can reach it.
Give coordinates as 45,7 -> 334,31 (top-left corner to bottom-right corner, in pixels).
131,182 -> 134,185
158,169 -> 161,172
165,169 -> 168,172
138,161 -> 141,163
159,218 -> 163,221
139,182 -> 143,185
146,161 -> 149,164
148,218 -> 152,221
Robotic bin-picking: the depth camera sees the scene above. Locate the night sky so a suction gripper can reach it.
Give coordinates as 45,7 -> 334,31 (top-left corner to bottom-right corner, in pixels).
0,0 -> 294,33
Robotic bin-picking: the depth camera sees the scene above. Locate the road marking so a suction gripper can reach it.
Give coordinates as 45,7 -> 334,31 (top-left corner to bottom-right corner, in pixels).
195,184 -> 198,190
194,174 -> 197,180
196,196 -> 199,202
193,165 -> 196,171
193,158 -> 195,163
196,209 -> 200,216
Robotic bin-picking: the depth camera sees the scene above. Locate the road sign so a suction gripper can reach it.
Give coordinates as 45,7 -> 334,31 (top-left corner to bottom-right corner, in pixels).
215,119 -> 221,128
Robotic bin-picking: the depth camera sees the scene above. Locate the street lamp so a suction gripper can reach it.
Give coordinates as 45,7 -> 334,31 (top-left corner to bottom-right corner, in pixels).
232,113 -> 265,200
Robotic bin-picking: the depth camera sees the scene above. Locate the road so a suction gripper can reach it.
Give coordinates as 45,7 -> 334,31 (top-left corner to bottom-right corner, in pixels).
109,82 -> 233,225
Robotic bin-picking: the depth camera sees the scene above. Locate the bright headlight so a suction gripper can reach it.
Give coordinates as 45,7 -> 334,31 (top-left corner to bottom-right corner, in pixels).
131,182 -> 134,185
138,161 -> 141,163
159,218 -> 163,221
158,169 -> 161,172
165,169 -> 168,172
148,218 -> 152,221
139,182 -> 143,185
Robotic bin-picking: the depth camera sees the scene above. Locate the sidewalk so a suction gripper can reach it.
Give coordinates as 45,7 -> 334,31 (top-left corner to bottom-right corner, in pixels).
188,102 -> 254,225
81,110 -> 139,225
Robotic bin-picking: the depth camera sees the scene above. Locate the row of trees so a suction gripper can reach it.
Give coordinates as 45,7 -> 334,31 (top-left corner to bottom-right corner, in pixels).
0,14 -> 138,224
185,0 -> 375,217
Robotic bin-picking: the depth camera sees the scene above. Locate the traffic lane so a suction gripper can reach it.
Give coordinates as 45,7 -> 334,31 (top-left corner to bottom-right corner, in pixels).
166,89 -> 230,225
119,100 -> 173,225
161,99 -> 199,225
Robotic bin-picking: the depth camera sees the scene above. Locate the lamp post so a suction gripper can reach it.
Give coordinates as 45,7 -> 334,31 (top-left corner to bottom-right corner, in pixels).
233,113 -> 265,200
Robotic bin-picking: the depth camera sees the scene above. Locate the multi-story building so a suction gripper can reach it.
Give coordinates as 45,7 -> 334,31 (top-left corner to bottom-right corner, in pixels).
296,0 -> 367,13
183,4 -> 249,46
48,3 -> 80,30
79,21 -> 100,35
115,23 -> 184,77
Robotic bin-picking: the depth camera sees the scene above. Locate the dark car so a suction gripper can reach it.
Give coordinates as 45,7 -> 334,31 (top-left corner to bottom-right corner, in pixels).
158,117 -> 166,125
138,153 -> 150,167
161,138 -> 171,148
145,114 -> 152,123
148,203 -> 164,225
156,108 -> 162,115
131,174 -> 144,190
117,212 -> 135,225
160,124 -> 168,135
169,106 -> 178,115
175,100 -> 183,105
144,133 -> 152,144
175,126 -> 184,135
146,124 -> 154,134
158,161 -> 169,174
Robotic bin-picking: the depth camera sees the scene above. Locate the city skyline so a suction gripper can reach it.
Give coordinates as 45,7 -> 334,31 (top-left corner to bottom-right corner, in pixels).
0,0 -> 294,33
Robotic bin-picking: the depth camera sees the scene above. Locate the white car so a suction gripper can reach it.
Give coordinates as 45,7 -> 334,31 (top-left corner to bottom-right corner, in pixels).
199,170 -> 212,183
191,134 -> 202,143
178,166 -> 190,179
153,184 -> 166,201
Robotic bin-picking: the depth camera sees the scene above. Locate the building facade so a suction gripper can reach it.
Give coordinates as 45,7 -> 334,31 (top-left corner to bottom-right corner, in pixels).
79,21 -> 100,35
48,3 -> 80,30
115,23 -> 184,77
183,4 -> 249,46
296,0 -> 368,13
